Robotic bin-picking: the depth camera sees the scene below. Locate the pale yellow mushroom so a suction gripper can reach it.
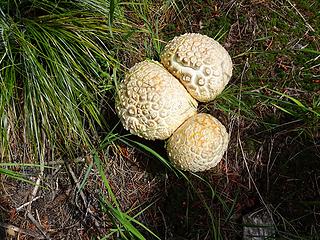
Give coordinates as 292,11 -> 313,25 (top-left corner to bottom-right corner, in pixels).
166,113 -> 229,172
161,33 -> 233,102
116,60 -> 198,140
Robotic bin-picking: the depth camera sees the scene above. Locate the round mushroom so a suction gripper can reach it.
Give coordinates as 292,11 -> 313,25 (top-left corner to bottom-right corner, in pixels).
160,33 -> 233,102
166,113 -> 229,172
116,60 -> 198,140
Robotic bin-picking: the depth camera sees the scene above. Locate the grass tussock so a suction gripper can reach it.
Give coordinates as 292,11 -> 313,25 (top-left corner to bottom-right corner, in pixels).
0,0 -> 138,161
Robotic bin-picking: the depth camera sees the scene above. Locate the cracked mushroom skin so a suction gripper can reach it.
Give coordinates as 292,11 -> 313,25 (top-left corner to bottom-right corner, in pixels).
166,113 -> 229,172
160,33 -> 233,102
116,60 -> 198,140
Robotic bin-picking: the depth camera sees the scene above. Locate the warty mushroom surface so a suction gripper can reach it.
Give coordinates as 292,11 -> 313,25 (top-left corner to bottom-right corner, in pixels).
160,33 -> 233,102
166,113 -> 229,172
116,60 -> 198,140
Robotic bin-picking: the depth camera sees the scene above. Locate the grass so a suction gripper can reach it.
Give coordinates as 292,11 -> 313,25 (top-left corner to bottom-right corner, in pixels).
0,0 -> 319,239
94,152 -> 159,240
0,0 -> 152,238
0,0 -> 138,161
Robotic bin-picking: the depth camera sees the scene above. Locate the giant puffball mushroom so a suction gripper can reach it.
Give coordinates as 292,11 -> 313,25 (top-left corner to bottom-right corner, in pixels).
160,33 -> 233,102
166,113 -> 229,172
116,60 -> 198,140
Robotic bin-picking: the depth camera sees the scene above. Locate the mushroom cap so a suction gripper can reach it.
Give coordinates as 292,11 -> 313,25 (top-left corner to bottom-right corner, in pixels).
116,60 -> 198,140
160,33 -> 233,102
166,113 -> 229,172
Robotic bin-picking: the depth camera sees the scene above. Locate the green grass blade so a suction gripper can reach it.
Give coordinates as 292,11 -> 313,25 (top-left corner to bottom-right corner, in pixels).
271,103 -> 295,116
0,168 -> 35,185
77,161 -> 93,194
109,0 -> 116,25
99,187 -> 147,240
120,138 -> 177,174
298,48 -> 320,55
125,214 -> 160,240
93,152 -> 120,210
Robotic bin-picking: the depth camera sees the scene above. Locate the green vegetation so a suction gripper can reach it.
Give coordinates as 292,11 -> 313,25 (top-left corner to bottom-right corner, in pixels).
1,0 -> 111,159
0,0 -> 319,239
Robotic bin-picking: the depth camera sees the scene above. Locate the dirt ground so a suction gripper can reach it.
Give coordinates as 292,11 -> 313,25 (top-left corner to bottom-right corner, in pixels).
1,0 -> 319,239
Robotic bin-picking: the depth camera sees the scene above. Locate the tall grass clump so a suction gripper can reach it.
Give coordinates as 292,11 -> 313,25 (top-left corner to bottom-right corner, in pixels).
0,0 -> 135,161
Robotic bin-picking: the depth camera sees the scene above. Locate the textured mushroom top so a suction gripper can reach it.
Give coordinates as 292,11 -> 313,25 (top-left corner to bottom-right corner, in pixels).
160,33 -> 233,102
116,60 -> 198,140
166,113 -> 229,172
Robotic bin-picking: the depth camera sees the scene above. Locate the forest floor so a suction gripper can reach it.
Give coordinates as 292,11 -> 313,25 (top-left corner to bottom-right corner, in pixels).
0,0 -> 319,239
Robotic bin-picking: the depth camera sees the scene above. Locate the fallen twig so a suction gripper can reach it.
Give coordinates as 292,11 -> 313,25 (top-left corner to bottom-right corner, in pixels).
27,131 -> 46,213
286,0 -> 315,32
16,196 -> 41,212
27,212 -> 51,240
66,163 -> 101,230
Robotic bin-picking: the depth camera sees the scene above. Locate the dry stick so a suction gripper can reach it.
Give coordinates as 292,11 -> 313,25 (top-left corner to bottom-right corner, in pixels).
25,131 -> 50,240
158,207 -> 168,240
27,212 -> 51,240
27,175 -> 43,211
66,163 -> 88,207
16,196 -> 42,212
286,0 -> 315,32
0,222 -> 44,239
236,58 -> 276,226
66,163 -> 101,230
238,138 -> 277,228
46,156 -> 86,166
234,57 -> 249,184
27,131 -> 46,212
